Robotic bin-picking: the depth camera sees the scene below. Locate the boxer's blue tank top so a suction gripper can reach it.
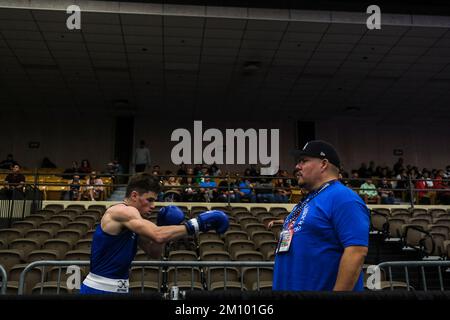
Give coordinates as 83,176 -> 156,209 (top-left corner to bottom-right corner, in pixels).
90,204 -> 139,279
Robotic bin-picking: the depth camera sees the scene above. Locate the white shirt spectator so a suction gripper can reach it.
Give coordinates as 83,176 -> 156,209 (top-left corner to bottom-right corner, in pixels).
134,146 -> 151,166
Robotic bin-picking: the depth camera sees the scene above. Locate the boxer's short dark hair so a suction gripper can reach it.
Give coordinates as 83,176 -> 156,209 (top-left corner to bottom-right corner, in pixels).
126,173 -> 162,197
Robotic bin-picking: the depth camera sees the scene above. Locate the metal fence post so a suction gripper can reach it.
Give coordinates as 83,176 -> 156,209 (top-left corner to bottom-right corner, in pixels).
0,265 -> 7,294
408,175 -> 414,208
227,173 -> 231,206
377,261 -> 450,291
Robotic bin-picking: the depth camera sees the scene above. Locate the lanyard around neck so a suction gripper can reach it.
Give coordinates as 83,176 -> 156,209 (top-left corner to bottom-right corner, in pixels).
285,179 -> 337,229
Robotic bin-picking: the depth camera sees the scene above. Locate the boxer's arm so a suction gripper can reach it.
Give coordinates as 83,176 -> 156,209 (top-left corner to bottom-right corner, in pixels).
118,207 -> 188,244
333,246 -> 367,291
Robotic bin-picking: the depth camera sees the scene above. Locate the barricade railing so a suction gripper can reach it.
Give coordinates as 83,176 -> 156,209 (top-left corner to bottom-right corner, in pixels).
376,260 -> 450,291
0,188 -> 38,228
0,264 -> 6,294
18,260 -> 274,296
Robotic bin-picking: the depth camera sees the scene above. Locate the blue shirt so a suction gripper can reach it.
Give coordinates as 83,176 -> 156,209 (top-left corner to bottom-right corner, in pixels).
273,180 -> 369,291
239,181 -> 252,195
199,181 -> 217,188
90,225 -> 138,279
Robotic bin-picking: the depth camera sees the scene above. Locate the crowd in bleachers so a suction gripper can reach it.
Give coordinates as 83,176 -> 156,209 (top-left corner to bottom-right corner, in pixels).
0,155 -> 119,201
1,153 -> 449,204
149,157 -> 450,205
150,164 -> 295,204
341,158 -> 450,205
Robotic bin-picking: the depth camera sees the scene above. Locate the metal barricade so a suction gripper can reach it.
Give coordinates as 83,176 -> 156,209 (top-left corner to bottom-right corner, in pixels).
0,264 -> 7,294
19,260 -> 274,296
377,261 -> 450,291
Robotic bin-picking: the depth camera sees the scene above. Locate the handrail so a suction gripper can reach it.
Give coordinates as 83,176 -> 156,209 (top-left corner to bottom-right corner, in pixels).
18,260 -> 274,295
0,265 -> 6,294
376,260 -> 450,291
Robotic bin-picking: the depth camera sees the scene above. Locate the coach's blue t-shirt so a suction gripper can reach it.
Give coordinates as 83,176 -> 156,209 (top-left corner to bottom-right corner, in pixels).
273,180 -> 369,291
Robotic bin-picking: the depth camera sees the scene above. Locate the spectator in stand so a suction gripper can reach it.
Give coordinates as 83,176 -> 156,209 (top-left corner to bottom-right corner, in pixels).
194,166 -> 209,184
410,167 -> 419,179
176,164 -> 187,178
348,170 -> 362,189
415,174 -> 431,205
375,166 -> 382,178
180,167 -> 194,185
431,169 -> 438,178
163,173 -> 181,188
380,167 -> 390,179
384,164 -> 393,178
395,169 -> 408,189
105,160 -> 123,184
210,163 -> 222,177
367,161 -> 376,177
434,170 -> 450,205
217,180 -> 238,202
236,176 -> 256,203
393,158 -> 404,175
163,170 -> 180,189
199,176 -> 218,202
62,161 -> 79,179
4,164 -> 26,199
66,174 -> 81,201
445,165 -> 450,178
0,154 -> 17,170
79,159 -> 92,178
92,171 -> 105,201
243,168 -> 253,183
163,173 -> 181,202
151,170 -> 160,178
81,171 -> 104,201
133,140 -> 151,173
106,162 -> 116,182
193,164 -> 202,176
255,177 -> 275,203
359,178 -> 380,204
152,165 -> 161,175
378,178 -> 395,204
41,157 -> 57,169
423,171 -> 434,188
182,175 -> 199,202
113,159 -> 124,174
273,176 -> 291,203
290,169 -> 299,187
248,164 -> 260,178
358,162 -> 369,178
424,171 -> 436,204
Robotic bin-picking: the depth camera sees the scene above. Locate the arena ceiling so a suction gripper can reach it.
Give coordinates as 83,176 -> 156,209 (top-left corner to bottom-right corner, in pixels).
0,1 -> 450,121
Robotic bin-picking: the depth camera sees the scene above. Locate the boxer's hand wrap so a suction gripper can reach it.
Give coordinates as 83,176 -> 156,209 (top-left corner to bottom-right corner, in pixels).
184,210 -> 229,235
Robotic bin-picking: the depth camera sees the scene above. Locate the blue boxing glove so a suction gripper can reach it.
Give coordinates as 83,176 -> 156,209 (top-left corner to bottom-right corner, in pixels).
157,205 -> 185,226
185,210 -> 229,235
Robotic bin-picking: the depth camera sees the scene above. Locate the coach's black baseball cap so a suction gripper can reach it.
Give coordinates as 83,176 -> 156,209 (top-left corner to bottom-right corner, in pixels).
292,140 -> 341,168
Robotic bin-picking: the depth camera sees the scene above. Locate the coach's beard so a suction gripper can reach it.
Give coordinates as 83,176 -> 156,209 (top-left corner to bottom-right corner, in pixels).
297,176 -> 312,191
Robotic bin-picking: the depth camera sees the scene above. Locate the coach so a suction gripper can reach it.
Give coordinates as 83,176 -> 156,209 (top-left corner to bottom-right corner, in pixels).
273,140 -> 370,291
